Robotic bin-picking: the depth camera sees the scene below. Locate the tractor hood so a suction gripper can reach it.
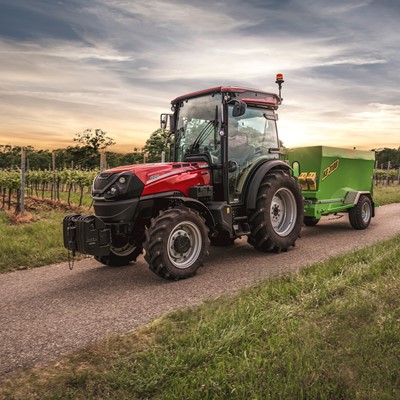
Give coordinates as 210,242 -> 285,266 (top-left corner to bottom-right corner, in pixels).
92,162 -> 211,200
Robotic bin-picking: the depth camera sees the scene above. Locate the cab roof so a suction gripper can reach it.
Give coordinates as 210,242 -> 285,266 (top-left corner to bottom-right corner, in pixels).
171,86 -> 281,107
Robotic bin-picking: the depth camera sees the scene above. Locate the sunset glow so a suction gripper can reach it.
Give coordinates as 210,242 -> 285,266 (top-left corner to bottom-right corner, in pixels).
0,0 -> 399,152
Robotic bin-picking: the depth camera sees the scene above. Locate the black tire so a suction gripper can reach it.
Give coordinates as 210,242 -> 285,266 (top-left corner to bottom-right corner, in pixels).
144,207 -> 209,280
94,232 -> 144,267
349,195 -> 372,230
95,243 -> 142,267
304,217 -> 320,227
248,170 -> 304,253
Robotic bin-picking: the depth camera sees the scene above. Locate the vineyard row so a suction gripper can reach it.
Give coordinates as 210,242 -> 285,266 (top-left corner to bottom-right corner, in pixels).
0,169 -> 99,210
0,168 -> 399,213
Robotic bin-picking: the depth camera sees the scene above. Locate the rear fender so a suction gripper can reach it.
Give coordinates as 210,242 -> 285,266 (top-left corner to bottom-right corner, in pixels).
243,160 -> 292,210
159,196 -> 216,228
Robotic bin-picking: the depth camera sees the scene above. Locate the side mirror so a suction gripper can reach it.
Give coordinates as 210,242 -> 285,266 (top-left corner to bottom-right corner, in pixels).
231,100 -> 247,117
160,113 -> 175,131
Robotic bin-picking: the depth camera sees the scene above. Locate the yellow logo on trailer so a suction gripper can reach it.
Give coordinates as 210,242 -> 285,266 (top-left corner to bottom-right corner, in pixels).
298,172 -> 309,190
322,159 -> 339,180
306,172 -> 317,190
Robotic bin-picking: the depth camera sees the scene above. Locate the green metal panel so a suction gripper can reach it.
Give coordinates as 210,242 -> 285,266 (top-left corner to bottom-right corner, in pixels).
287,146 -> 375,217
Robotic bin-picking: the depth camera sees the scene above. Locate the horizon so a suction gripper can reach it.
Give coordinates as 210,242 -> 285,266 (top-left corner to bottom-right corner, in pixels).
0,0 -> 399,152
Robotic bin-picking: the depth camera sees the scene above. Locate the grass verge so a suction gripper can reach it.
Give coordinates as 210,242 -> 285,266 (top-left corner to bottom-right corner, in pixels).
0,209 -> 87,273
374,185 -> 400,205
1,235 -> 399,399
0,210 -> 67,273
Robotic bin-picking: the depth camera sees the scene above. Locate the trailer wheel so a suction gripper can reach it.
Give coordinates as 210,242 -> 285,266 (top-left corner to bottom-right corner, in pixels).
95,239 -> 143,267
349,195 -> 372,230
304,217 -> 320,227
144,207 -> 209,280
248,170 -> 303,253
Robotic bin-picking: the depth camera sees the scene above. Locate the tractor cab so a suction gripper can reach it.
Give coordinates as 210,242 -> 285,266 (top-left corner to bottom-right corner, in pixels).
163,85 -> 283,204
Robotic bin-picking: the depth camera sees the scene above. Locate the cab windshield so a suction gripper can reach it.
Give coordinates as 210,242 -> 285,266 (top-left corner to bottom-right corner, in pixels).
174,94 -> 222,162
228,106 -> 279,163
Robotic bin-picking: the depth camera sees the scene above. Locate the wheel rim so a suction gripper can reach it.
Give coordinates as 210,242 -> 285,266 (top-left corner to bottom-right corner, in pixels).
167,221 -> 202,269
111,241 -> 136,256
270,188 -> 297,236
361,200 -> 371,223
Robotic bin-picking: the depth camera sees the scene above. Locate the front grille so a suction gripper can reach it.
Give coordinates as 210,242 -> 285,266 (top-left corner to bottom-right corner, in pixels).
92,171 -> 145,200
93,173 -> 115,191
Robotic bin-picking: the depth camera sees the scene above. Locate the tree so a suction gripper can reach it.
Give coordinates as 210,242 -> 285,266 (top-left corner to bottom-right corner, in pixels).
0,145 -> 52,170
118,147 -> 145,166
143,128 -> 171,163
26,149 -> 52,170
74,129 -> 115,153
72,129 -> 116,169
373,147 -> 400,169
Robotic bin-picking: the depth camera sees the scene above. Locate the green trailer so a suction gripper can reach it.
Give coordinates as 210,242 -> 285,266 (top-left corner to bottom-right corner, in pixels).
287,146 -> 376,229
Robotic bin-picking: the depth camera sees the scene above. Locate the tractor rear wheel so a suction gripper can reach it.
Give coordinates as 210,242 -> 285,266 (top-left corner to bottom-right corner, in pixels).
349,195 -> 372,229
248,170 -> 303,253
144,207 -> 209,280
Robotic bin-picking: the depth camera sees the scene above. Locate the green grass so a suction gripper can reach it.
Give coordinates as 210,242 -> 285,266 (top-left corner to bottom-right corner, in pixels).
374,185 -> 400,205
1,235 -> 399,399
0,210 -> 74,273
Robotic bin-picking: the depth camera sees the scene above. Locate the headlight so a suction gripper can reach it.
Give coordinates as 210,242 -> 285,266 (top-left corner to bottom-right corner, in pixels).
119,176 -> 126,184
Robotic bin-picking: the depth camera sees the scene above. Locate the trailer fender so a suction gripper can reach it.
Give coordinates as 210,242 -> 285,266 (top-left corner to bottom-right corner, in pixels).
244,160 -> 292,210
344,191 -> 375,217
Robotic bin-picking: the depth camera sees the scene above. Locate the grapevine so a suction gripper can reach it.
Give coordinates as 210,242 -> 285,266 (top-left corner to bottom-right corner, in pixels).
0,169 -> 99,211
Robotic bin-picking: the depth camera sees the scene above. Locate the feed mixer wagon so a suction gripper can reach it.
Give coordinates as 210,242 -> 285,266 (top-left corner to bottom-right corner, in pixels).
287,146 -> 376,229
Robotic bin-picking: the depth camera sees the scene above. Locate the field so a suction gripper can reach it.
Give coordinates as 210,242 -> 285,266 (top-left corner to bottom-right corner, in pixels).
1,234 -> 399,399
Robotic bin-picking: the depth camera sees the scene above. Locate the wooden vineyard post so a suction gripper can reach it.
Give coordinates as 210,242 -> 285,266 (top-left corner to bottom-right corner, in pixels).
52,150 -> 56,201
100,151 -> 107,171
20,147 -> 26,217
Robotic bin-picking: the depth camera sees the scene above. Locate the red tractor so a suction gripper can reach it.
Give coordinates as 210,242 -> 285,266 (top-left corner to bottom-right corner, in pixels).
63,75 -> 304,279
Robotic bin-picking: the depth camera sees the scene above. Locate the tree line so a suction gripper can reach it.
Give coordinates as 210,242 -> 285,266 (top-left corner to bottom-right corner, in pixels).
1,128 -> 398,171
0,128 -> 170,170
372,147 -> 400,169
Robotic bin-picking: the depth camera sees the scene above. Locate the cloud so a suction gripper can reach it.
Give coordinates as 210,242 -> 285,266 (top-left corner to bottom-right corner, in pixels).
0,0 -> 399,151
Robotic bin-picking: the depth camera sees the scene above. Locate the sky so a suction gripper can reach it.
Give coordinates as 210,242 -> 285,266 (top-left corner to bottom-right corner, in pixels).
0,0 -> 399,153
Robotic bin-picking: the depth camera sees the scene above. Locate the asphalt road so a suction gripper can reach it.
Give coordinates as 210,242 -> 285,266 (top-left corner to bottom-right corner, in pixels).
1,203 -> 400,377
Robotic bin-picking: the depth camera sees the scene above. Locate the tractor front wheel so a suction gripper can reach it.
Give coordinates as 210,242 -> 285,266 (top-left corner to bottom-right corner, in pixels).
349,195 -> 372,230
144,207 -> 209,280
95,238 -> 143,267
248,170 -> 303,253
